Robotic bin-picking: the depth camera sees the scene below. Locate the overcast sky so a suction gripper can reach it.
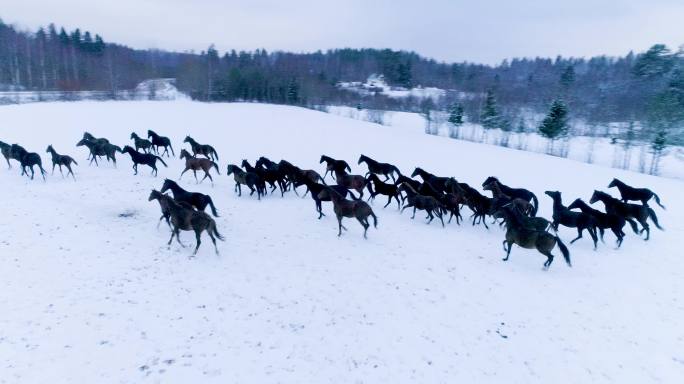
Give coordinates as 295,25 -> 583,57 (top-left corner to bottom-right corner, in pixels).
2,0 -> 683,64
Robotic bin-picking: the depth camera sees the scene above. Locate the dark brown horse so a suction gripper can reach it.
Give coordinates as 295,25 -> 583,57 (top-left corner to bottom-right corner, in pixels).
130,133 -> 153,153
608,178 -> 665,209
334,168 -> 368,199
411,167 -> 449,193
498,204 -> 571,270
162,196 -> 225,255
46,145 -> 78,179
323,188 -> 378,238
179,149 -> 220,184
227,164 -> 264,199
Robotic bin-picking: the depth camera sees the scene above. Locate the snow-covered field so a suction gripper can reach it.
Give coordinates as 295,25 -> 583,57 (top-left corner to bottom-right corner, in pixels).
0,100 -> 683,383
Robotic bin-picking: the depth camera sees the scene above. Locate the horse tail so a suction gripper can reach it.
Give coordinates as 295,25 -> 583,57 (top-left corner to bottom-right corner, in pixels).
530,193 -> 539,216
169,144 -> 175,156
555,236 -> 572,267
647,207 -> 664,230
652,192 -> 666,210
211,220 -> 225,241
207,196 -> 219,217
391,165 -> 401,177
212,148 -> 219,161
212,161 -> 220,175
626,218 -> 640,234
156,156 -> 168,167
71,157 -> 78,166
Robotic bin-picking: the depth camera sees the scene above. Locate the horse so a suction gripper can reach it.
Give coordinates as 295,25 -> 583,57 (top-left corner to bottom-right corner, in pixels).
322,188 -> 378,238
545,191 -> 599,249
10,144 -> 47,181
358,155 -> 400,182
256,157 -> 290,192
46,145 -> 78,179
366,174 -> 402,209
302,177 -> 354,219
160,179 -> 219,217
399,183 -> 446,227
81,132 -> 109,160
147,130 -> 175,157
0,140 -> 11,168
493,203 -> 553,232
411,167 -> 449,193
121,146 -> 168,176
76,138 -> 120,167
320,155 -> 351,181
608,178 -> 665,209
226,164 -> 264,199
590,190 -> 663,241
460,185 -> 493,229
482,177 -> 539,216
184,136 -> 219,161
243,159 -> 286,196
483,180 -> 534,217
179,149 -> 220,184
334,168 -> 368,199
568,198 -> 630,248
130,133 -> 153,153
148,189 -> 178,229
395,174 -> 422,195
278,159 -> 324,196
497,204 -> 571,270
162,196 -> 225,256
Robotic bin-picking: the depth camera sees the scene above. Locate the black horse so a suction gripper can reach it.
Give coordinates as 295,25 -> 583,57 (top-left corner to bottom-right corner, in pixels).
545,191 -> 598,249
482,177 -> 539,216
411,167 -> 449,193
162,196 -> 225,255
608,178 -> 665,209
497,204 -> 571,270
366,174 -> 402,209
320,155 -> 351,181
10,144 -> 47,180
160,179 -> 219,217
568,198 -> 630,248
147,130 -> 175,157
46,145 -> 78,179
590,190 -> 663,241
130,133 -> 153,153
358,155 -> 400,182
184,136 -> 219,161
243,159 -> 287,196
302,177 -> 354,219
121,145 -> 168,176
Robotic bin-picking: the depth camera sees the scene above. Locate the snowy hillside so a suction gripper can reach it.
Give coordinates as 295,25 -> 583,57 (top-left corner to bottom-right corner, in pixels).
337,74 -> 446,101
0,101 -> 683,383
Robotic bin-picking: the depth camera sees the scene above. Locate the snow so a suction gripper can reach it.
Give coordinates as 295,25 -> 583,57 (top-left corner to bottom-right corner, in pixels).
0,100 -> 683,383
337,74 -> 446,101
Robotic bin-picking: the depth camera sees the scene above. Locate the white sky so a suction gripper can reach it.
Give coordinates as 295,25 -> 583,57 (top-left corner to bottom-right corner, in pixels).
2,0 -> 683,64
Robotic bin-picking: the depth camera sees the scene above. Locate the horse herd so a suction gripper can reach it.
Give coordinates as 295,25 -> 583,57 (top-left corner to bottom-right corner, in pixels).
0,130 -> 666,269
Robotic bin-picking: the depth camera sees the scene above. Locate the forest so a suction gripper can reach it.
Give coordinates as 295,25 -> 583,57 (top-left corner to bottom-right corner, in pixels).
1,19 -> 682,158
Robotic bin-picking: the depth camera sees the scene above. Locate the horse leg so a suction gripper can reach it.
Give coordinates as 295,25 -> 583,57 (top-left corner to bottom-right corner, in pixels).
193,170 -> 198,183
337,215 -> 344,237
640,219 -> 650,241
237,183 -> 242,196
411,207 -> 416,219
51,162 -> 56,175
598,227 -> 606,243
157,215 -> 165,229
357,216 -> 370,239
67,164 -> 75,180
540,250 -> 554,271
383,196 -> 392,208
503,241 -> 512,261
570,228 -> 583,244
193,229 -> 202,255
180,168 -> 189,180
175,228 -> 186,247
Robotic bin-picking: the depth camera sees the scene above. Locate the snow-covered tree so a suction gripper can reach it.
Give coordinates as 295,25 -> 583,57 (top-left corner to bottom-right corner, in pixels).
480,89 -> 500,129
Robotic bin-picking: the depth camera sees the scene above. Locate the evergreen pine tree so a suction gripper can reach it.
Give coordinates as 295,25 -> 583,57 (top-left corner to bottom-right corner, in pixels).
560,65 -> 575,88
448,103 -> 464,126
480,90 -> 500,129
539,99 -> 569,140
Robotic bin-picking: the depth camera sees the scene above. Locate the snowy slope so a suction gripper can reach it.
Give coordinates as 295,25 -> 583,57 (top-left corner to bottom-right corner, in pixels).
0,101 -> 682,383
